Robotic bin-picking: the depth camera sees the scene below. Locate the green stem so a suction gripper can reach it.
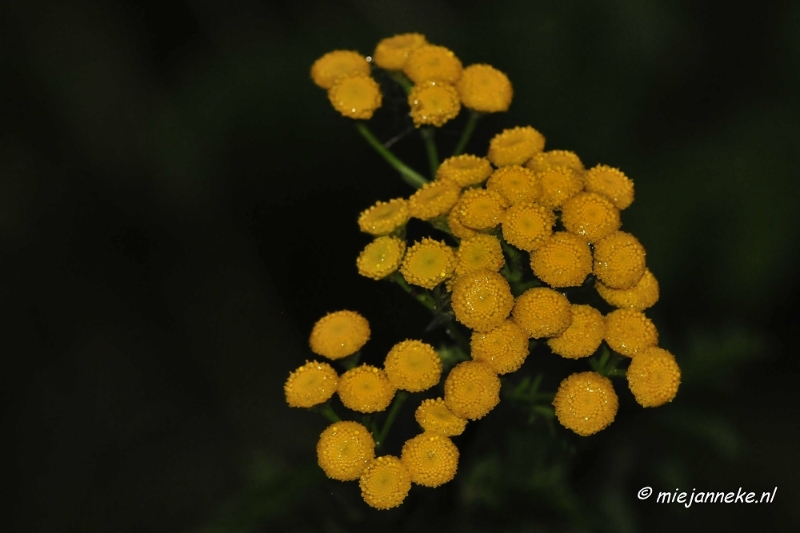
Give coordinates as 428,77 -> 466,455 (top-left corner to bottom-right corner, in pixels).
376,391 -> 408,449
420,127 -> 439,178
355,122 -> 428,189
390,273 -> 437,312
318,403 -> 340,424
453,110 -> 481,156
389,71 -> 413,95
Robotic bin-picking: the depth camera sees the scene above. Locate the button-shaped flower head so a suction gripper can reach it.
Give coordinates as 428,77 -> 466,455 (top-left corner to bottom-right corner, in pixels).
309,310 -> 370,360
455,234 -> 505,276
311,50 -> 370,89
317,421 -> 375,480
488,126 -> 546,167
486,165 -> 541,205
530,232 -> 593,288
337,364 -> 396,413
383,340 -> 442,393
584,165 -> 634,210
501,201 -> 556,252
596,268 -> 659,310
400,238 -> 456,290
408,180 -> 461,220
403,44 -> 463,84
284,361 -> 339,407
327,74 -> 382,120
593,231 -> 647,290
451,270 -> 514,332
357,236 -> 406,280
525,150 -> 585,174
415,398 -> 467,436
401,433 -> 460,487
444,360 -> 501,420
359,456 -> 412,510
436,154 -> 493,187
604,309 -> 658,357
626,347 -> 681,407
536,166 -> 584,209
561,192 -> 621,243
373,33 -> 427,70
547,305 -> 605,359
470,319 -> 530,374
454,188 -> 508,231
456,64 -> 513,113
512,287 -> 572,339
357,198 -> 410,236
553,371 -> 618,436
408,81 -> 461,127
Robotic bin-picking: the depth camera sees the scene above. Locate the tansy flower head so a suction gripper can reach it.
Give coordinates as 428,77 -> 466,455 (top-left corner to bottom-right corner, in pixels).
512,287 -> 572,339
597,268 -> 659,310
384,340 -> 442,392
447,206 -> 479,239
456,64 -> 513,113
627,347 -> 681,407
359,456 -> 412,510
328,74 -> 382,120
311,50 -> 370,89
593,231 -> 647,290
547,305 -> 605,359
373,33 -> 427,70
408,81 -> 461,127
403,44 -> 463,84
358,198 -> 410,236
470,319 -> 529,374
604,309 -> 658,357
415,398 -> 467,436
357,236 -> 406,280
451,270 -> 514,332
486,165 -> 541,205
501,201 -> 555,252
284,361 -> 339,407
530,232 -> 593,288
488,126 -> 546,167
401,433 -> 459,487
338,364 -> 396,413
436,154 -> 493,187
536,166 -> 584,209
454,188 -> 508,230
584,165 -> 634,210
561,192 -> 621,243
526,150 -> 585,174
309,310 -> 371,359
553,371 -> 618,436
400,238 -> 455,289
444,360 -> 501,420
408,180 -> 461,220
317,421 -> 375,480
455,234 -> 504,276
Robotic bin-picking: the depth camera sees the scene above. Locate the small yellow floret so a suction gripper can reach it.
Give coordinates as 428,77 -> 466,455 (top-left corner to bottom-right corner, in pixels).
501,201 -> 555,252
444,360 -> 501,420
384,340 -> 442,392
408,180 -> 461,220
400,238 -> 455,290
359,456 -> 412,510
415,398 -> 467,436
530,232 -> 592,288
358,198 -> 410,236
447,206 -> 479,239
311,50 -> 370,89
456,64 -> 513,113
525,150 -> 585,174
309,310 -> 371,360
596,268 -> 659,310
317,421 -> 375,480
604,309 -> 658,357
338,364 -> 396,413
403,44 -> 463,84
486,165 -> 541,205
593,231 -> 647,290
401,433 -> 459,487
487,126 -> 545,167
408,81 -> 461,127
357,236 -> 406,280
450,270 -> 514,332
470,320 -> 529,374
454,188 -> 508,230
512,287 -> 572,339
561,192 -> 621,243
536,166 -> 584,209
547,305 -> 605,359
627,347 -> 681,407
553,372 -> 618,436
284,361 -> 339,407
328,74 -> 382,120
455,234 -> 504,276
436,154 -> 492,187
584,165 -> 634,210
373,33 -> 427,70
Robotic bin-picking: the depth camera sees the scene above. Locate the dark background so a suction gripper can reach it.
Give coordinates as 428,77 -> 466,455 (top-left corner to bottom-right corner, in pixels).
3,0 -> 799,532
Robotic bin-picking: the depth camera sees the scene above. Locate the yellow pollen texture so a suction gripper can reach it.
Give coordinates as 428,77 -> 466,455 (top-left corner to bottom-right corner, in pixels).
456,63 -> 513,112
400,238 -> 455,289
450,270 -> 514,332
444,360 -> 501,420
311,50 -> 370,89
338,364 -> 396,413
317,421 -> 376,480
455,234 -> 505,276
358,198 -> 410,236
284,360 -> 339,407
408,180 -> 461,220
415,398 -> 467,436
536,166 -> 584,209
447,206 -> 479,239
488,126 -> 546,167
373,33 -> 427,70
604,309 -> 658,357
584,165 -> 634,210
561,192 -> 621,243
455,188 -> 508,230
547,305 -> 605,359
486,165 -> 541,205
309,310 -> 371,360
401,433 -> 460,487
512,287 -> 573,339
593,231 -> 647,290
436,154 -> 493,186
596,268 -> 659,310
359,456 -> 412,510
383,339 -> 443,392
357,236 -> 406,280
501,201 -> 555,252
530,232 -> 593,288
470,319 -> 530,374
328,74 -> 382,120
553,371 -> 619,436
526,150 -> 585,174
626,347 -> 681,407
408,81 -> 461,127
403,44 -> 463,84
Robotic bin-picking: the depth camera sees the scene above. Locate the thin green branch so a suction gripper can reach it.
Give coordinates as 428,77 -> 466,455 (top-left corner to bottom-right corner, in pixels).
420,127 -> 439,178
453,110 -> 481,156
389,71 -> 413,95
355,122 -> 428,189
318,403 -> 340,424
389,273 -> 437,312
376,391 -> 408,449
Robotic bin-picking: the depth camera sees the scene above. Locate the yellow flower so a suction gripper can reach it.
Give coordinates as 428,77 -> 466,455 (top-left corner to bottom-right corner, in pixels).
415,398 -> 467,436
512,287 -> 572,339
408,81 -> 461,127
444,360 -> 501,420
501,201 -> 555,252
357,236 -> 406,280
358,198 -> 410,236
284,361 -> 339,408
310,50 -> 370,89
328,74 -> 382,120
401,433 -> 459,487
561,192 -> 621,243
359,456 -> 412,510
627,347 -> 681,407
309,310 -> 371,360
596,268 -> 659,310
383,340 -> 443,392
604,309 -> 658,357
436,154 -> 493,187
536,166 -> 584,209
455,234 -> 505,276
447,206 -> 479,239
338,364 -> 396,413
317,421 -> 375,480
525,150 -> 585,174
454,188 -> 508,230
470,319 -> 529,374
451,270 -> 514,332
553,372 -> 618,436
400,238 -> 455,289
593,231 -> 647,290
584,165 -> 634,210
456,64 -> 513,112
547,305 -> 605,359
530,232 -> 593,288
408,180 -> 461,220
487,126 -> 545,167
486,165 -> 541,205
373,33 -> 427,70
403,44 -> 463,84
